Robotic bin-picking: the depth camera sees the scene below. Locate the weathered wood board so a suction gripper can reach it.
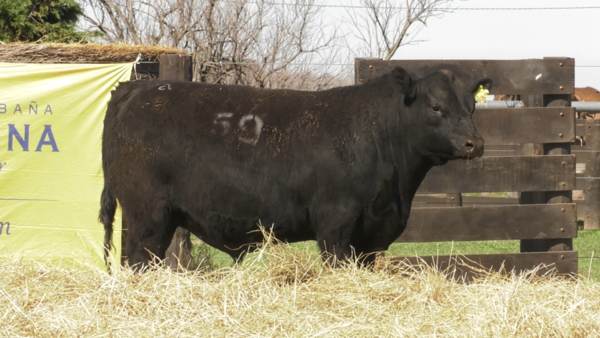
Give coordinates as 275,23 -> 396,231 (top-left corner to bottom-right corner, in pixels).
400,203 -> 576,243
418,155 -> 575,194
474,108 -> 575,144
355,58 -> 575,95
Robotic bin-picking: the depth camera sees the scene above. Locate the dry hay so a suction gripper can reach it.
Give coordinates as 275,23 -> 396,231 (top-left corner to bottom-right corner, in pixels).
1,240 -> 600,337
0,42 -> 187,63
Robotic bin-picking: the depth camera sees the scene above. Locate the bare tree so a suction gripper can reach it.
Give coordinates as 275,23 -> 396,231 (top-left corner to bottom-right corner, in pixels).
345,0 -> 455,60
81,0 -> 347,90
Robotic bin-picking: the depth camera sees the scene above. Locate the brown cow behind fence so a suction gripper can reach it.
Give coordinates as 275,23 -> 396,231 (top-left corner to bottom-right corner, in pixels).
572,87 -> 600,119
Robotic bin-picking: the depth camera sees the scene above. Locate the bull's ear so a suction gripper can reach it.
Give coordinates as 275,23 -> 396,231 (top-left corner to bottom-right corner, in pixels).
471,78 -> 493,94
391,66 -> 416,102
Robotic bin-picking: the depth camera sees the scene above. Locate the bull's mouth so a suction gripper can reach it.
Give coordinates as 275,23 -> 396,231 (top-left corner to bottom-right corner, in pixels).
426,149 -> 483,165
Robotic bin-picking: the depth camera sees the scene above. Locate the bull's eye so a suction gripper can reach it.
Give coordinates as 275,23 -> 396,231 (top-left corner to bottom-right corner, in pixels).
431,105 -> 441,113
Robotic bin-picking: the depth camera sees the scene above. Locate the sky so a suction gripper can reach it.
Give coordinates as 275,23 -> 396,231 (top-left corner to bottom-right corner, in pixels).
324,0 -> 600,89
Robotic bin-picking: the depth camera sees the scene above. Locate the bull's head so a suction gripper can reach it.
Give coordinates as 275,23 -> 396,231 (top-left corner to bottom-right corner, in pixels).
391,66 -> 493,165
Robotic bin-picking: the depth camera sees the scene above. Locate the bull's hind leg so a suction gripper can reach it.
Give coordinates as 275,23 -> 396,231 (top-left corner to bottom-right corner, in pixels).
123,199 -> 177,271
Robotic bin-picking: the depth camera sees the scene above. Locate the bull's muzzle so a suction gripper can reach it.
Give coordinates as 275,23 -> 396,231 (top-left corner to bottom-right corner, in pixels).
464,137 -> 484,158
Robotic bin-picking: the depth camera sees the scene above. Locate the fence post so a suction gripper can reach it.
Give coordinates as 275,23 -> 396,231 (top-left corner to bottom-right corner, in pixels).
582,120 -> 600,229
521,83 -> 574,252
517,96 -> 544,207
159,54 -> 194,270
159,54 -> 193,81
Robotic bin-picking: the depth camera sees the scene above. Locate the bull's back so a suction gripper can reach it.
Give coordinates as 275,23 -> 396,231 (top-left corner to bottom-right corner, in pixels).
102,81 -> 360,203
103,81 -> 357,165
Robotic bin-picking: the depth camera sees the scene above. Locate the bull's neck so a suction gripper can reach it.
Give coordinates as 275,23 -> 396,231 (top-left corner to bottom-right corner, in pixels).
341,77 -> 435,200
367,82 -> 434,201
396,137 -> 434,200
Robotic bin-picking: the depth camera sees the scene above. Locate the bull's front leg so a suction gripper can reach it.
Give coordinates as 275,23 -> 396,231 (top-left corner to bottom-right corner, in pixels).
350,201 -> 407,268
313,201 -> 362,267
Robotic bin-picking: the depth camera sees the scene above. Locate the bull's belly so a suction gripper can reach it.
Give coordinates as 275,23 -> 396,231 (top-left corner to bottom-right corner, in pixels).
180,205 -> 316,249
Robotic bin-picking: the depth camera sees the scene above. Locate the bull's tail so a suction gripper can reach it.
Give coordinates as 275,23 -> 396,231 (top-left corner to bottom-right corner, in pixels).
99,185 -> 117,271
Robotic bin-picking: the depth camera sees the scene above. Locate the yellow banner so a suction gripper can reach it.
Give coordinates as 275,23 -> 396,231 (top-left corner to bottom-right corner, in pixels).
0,62 -> 132,270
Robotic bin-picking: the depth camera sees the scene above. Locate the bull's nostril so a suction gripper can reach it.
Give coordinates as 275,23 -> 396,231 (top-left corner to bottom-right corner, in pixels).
465,141 -> 475,152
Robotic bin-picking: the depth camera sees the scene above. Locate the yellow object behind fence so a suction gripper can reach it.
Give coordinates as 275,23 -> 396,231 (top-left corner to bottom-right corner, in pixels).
0,62 -> 132,270
474,84 -> 490,104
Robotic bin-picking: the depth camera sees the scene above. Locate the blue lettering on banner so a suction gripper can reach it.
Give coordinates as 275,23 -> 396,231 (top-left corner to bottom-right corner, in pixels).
8,124 -> 29,151
0,162 -> 6,171
6,124 -> 60,152
0,222 -> 10,235
35,125 -> 59,152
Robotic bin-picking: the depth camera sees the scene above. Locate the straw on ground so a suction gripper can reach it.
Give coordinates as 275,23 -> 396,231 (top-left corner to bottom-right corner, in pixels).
1,240 -> 599,337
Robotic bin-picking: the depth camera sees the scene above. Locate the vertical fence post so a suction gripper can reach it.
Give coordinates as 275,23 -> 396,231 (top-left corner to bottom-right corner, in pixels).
521,67 -> 574,252
159,54 -> 193,81
517,95 -> 544,207
159,54 -> 194,270
582,120 -> 600,229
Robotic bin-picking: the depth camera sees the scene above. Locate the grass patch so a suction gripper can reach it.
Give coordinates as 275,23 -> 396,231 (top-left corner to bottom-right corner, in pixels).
575,230 -> 600,281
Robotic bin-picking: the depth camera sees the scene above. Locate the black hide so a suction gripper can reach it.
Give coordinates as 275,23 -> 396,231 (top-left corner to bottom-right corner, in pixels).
100,67 -> 492,269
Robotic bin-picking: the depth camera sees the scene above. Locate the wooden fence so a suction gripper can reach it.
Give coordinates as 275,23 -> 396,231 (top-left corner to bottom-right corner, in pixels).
355,57 -> 578,279
426,122 -> 600,231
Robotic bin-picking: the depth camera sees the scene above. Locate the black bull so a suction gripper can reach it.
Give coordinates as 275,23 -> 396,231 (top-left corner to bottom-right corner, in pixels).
100,67 -> 492,269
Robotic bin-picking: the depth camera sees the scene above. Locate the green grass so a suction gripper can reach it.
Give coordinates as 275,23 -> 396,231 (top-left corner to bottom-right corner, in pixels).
191,229 -> 600,281
575,229 -> 600,281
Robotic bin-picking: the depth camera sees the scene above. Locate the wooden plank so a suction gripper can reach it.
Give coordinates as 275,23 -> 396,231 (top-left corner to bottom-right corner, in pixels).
576,174 -> 588,191
484,144 -> 520,151
482,150 -> 518,158
474,108 -> 575,144
418,155 -> 575,194
399,203 -> 576,243
482,144 -> 518,157
445,193 -> 462,207
413,195 -> 519,208
581,119 -> 600,229
575,122 -> 600,136
389,251 -> 578,281
355,58 -> 575,95
462,195 -> 519,205
159,54 -> 193,81
573,148 -> 591,164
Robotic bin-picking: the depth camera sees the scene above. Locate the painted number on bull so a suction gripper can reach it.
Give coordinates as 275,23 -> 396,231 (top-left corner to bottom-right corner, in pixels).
213,113 -> 233,135
238,115 -> 263,145
213,113 -> 263,145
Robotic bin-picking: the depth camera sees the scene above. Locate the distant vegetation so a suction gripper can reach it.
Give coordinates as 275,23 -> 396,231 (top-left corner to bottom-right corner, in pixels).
0,0 -> 100,43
